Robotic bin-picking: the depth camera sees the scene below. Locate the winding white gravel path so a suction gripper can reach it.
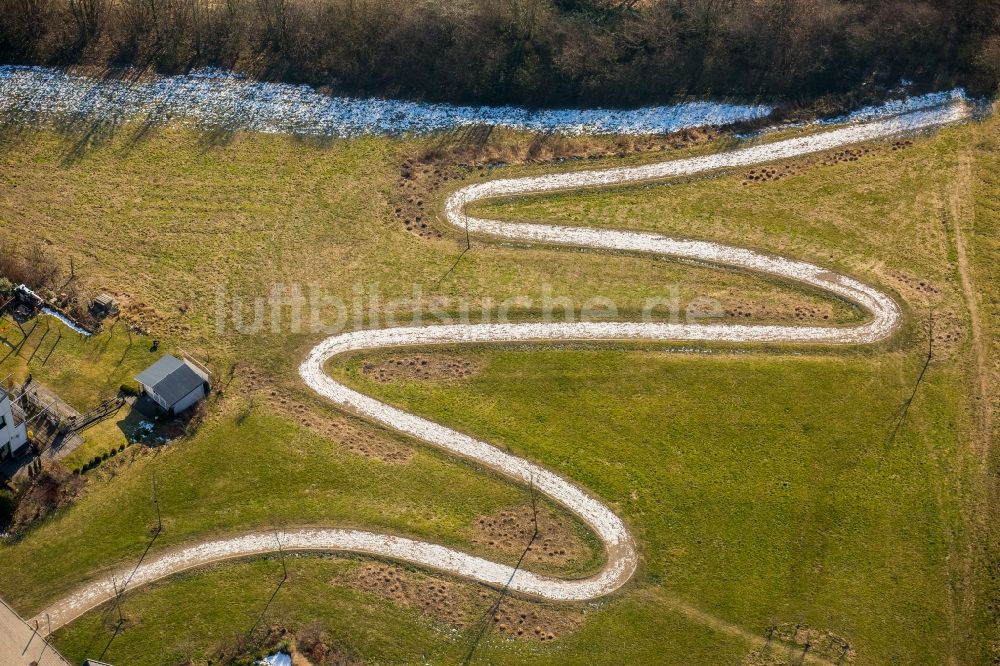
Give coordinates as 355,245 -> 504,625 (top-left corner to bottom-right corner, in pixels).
34,99 -> 969,635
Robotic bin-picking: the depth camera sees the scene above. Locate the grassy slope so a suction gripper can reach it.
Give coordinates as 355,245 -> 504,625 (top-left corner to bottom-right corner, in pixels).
51,558 -> 754,666
3,402 -> 567,609
966,108 -> 1000,663
0,128 -> 847,374
0,112 -> 991,664
471,127 -> 967,295
334,348 -> 964,665
0,124 -> 856,613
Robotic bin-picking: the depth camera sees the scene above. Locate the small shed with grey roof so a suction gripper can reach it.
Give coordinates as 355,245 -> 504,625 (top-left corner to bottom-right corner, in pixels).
135,355 -> 209,415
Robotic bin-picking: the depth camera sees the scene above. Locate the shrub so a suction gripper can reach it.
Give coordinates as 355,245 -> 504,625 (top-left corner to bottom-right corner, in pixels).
296,621 -> 333,664
0,240 -> 61,291
10,462 -> 85,531
0,490 -> 15,531
119,384 -> 139,397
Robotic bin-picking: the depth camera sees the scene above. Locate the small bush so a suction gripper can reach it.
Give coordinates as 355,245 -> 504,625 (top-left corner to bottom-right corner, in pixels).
119,444 -> 126,452
0,240 -> 61,290
0,490 -> 15,531
119,384 -> 139,397
10,462 -> 85,531
296,621 -> 333,664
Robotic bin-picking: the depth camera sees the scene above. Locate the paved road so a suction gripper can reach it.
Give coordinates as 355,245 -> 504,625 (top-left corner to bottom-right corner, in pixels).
0,596 -> 71,666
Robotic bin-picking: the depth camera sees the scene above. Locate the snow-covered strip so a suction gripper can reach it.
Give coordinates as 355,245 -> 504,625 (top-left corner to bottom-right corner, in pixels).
40,307 -> 93,337
34,98 -> 970,636
0,65 -> 772,137
818,88 -> 967,125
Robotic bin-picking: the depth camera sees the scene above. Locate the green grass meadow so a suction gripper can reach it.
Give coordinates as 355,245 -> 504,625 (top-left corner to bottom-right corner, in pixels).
0,109 -> 995,664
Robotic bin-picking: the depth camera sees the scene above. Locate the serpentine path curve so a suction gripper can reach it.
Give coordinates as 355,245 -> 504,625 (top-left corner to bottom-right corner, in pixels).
35,100 -> 969,635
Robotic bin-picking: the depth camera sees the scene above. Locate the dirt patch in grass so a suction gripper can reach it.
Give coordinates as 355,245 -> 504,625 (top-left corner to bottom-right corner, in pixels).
241,366 -> 414,464
721,298 -> 834,323
361,354 -> 481,383
340,563 -> 471,627
393,177 -> 442,239
742,139 -> 913,186
294,620 -> 364,666
104,290 -> 191,338
928,308 -> 965,359
739,622 -> 854,665
882,271 -> 966,356
772,622 -> 854,663
885,269 -> 943,301
339,562 -> 582,642
470,504 -> 590,569
473,587 -> 583,643
291,404 -> 414,464
743,163 -> 805,185
393,126 -> 720,238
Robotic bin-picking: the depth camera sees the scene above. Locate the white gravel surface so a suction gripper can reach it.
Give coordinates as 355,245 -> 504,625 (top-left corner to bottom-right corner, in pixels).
34,98 -> 970,635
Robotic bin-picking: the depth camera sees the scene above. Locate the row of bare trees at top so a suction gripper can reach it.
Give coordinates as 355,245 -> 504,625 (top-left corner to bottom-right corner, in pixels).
0,0 -> 997,108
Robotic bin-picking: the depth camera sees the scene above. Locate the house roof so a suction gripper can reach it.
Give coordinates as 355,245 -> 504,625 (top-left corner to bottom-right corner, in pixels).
135,355 -> 205,407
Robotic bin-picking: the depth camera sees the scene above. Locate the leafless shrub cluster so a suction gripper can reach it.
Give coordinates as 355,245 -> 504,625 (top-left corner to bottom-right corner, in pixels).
211,622 -> 290,666
296,620 -> 362,665
0,239 -> 61,291
10,461 -> 85,532
0,0 -> 997,108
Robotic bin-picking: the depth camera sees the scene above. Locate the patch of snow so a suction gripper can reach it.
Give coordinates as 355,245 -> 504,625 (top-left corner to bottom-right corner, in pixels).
0,66 -> 973,142
257,651 -> 291,666
0,65 -> 772,137
40,306 -> 92,336
818,88 -> 967,126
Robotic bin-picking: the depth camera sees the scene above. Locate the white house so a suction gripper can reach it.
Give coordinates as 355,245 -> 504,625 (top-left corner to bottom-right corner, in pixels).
0,386 -> 28,461
135,355 -> 210,416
